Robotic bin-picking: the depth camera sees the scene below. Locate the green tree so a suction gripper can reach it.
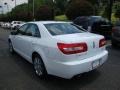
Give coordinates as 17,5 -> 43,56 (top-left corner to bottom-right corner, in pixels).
35,5 -> 54,20
102,5 -> 110,18
115,7 -> 120,19
11,4 -> 32,21
65,0 -> 94,20
87,0 -> 98,5
54,0 -> 68,15
28,0 -> 68,15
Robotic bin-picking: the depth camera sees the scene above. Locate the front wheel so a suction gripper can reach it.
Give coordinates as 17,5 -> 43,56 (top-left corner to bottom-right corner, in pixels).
9,41 -> 14,54
33,54 -> 47,78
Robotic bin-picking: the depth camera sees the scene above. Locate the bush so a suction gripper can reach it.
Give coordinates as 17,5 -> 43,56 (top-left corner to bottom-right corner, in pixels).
54,8 -> 62,16
11,4 -> 32,21
115,7 -> 120,19
55,15 -> 68,21
35,5 -> 54,20
65,0 -> 94,20
102,5 -> 110,19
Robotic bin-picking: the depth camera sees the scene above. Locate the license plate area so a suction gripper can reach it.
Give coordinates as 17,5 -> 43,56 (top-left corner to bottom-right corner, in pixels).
92,59 -> 101,69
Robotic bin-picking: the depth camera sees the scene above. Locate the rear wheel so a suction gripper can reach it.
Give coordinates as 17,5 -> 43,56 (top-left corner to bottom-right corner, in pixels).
33,54 -> 47,78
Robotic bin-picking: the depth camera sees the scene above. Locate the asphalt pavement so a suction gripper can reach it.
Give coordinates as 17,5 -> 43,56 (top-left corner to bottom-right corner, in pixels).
0,28 -> 120,90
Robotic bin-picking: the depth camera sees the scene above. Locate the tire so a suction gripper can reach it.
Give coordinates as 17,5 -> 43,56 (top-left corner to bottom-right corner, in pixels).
8,41 -> 14,54
33,54 -> 47,78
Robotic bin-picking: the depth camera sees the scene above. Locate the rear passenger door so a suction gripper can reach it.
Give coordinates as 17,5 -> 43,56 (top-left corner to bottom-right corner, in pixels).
20,23 -> 40,61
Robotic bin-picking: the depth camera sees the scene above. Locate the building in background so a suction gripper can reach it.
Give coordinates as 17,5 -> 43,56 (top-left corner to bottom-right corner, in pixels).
0,0 -> 28,14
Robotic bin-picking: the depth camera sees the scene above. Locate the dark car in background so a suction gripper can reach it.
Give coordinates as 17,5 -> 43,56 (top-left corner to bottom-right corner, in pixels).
112,21 -> 120,47
73,16 -> 112,39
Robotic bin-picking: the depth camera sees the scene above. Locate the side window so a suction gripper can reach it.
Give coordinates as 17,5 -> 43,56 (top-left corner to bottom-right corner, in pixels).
17,24 -> 28,35
26,24 -> 40,37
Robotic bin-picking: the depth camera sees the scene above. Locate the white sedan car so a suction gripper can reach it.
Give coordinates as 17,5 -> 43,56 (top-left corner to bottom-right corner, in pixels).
11,21 -> 25,30
8,21 -> 108,79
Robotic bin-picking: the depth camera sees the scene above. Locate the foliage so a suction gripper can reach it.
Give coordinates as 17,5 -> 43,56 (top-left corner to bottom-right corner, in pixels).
65,0 -> 94,20
113,2 -> 120,12
55,15 -> 68,21
29,0 -> 68,16
86,0 -> 98,5
102,5 -> 110,18
0,0 -> 118,21
115,8 -> 120,18
35,5 -> 54,20
11,4 -> 32,21
0,0 -> 55,21
54,0 -> 68,15
111,13 -> 119,24
102,0 -> 114,20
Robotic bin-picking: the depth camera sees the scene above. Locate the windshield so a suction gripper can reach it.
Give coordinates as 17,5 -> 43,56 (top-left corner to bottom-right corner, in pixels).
44,23 -> 85,36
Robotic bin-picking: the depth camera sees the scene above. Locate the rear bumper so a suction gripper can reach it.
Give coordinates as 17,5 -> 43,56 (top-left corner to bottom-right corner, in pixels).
47,50 -> 108,79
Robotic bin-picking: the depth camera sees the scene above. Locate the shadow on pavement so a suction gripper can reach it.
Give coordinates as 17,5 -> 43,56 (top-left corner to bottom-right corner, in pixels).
8,50 -> 101,89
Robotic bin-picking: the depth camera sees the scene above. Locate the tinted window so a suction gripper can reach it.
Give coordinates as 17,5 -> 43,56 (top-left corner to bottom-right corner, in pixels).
89,17 -> 109,26
44,23 -> 84,36
17,24 -> 28,35
26,24 -> 40,37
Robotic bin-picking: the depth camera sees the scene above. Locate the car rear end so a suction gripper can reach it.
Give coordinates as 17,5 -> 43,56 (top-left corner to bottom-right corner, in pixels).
11,21 -> 23,30
11,21 -> 16,30
16,22 -> 25,29
42,22 -> 108,79
112,22 -> 120,46
98,22 -> 112,39
91,19 -> 112,40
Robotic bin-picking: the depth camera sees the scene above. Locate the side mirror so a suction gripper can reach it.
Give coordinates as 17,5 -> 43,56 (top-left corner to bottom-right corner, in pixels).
10,31 -> 17,35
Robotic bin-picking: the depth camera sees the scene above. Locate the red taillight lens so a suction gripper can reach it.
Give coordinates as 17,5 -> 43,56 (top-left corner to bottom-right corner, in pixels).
99,38 -> 106,47
57,43 -> 88,55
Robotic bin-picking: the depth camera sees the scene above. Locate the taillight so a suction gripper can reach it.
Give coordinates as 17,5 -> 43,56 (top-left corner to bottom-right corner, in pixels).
99,38 -> 106,47
57,43 -> 88,55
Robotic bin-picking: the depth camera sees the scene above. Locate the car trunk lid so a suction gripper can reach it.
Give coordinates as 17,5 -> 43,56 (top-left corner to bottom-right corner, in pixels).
53,33 -> 105,61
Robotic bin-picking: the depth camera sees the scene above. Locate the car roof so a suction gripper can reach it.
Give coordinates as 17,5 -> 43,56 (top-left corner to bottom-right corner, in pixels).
90,16 -> 102,18
29,21 -> 71,25
12,21 -> 21,22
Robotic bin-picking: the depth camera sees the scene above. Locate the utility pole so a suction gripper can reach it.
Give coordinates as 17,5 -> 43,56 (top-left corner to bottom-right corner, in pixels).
11,0 -> 16,8
0,6 -> 4,20
15,0 -> 16,7
27,0 -> 30,21
108,0 -> 113,22
4,2 -> 10,21
33,0 -> 35,21
0,6 -> 3,14
4,3 -> 9,13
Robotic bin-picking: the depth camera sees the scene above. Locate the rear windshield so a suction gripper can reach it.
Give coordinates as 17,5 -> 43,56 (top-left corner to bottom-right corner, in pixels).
44,23 -> 85,36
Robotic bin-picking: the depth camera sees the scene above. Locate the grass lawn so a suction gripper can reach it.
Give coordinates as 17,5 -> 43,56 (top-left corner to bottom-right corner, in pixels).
55,15 -> 68,21
111,13 -> 119,24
